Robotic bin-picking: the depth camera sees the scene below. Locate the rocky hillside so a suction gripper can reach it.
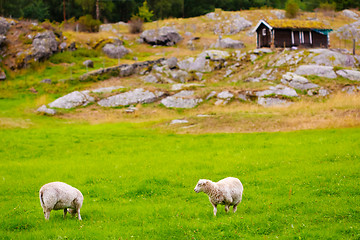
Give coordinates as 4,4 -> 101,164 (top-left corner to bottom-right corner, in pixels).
0,8 -> 360,132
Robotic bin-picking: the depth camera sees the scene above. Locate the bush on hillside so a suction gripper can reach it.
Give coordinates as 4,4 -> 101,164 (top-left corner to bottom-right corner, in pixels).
285,0 -> 299,18
78,15 -> 101,32
128,16 -> 143,34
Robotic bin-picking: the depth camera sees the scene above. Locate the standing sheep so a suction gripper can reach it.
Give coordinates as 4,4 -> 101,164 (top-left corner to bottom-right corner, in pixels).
194,177 -> 243,216
39,182 -> 84,220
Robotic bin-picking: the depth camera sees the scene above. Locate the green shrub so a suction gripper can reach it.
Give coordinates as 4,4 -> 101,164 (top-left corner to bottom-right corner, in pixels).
285,0 -> 299,19
128,16 -> 144,34
78,15 -> 101,32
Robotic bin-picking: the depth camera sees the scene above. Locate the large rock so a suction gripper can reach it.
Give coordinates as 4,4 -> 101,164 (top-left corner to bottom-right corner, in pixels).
165,57 -> 178,69
281,72 -> 319,90
161,90 -> 203,109
336,69 -> 360,81
31,31 -> 58,62
98,88 -> 164,107
342,10 -> 359,19
102,43 -> 129,59
91,86 -> 124,93
198,50 -> 230,61
258,97 -> 291,107
255,85 -> 298,97
0,17 -> 10,35
140,27 -> 182,46
295,65 -> 337,79
83,60 -> 94,68
229,17 -> 252,34
214,17 -> 252,35
309,49 -> 357,67
214,38 -> 244,49
37,105 -> 56,115
48,91 -> 95,109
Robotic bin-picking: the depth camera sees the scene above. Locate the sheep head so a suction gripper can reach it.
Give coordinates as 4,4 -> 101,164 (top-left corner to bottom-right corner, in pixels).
194,179 -> 209,193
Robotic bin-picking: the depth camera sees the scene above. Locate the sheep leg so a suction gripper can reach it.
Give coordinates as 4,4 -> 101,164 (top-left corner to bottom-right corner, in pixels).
225,205 -> 230,213
63,208 -> 67,218
211,203 -> 217,216
77,208 -> 82,221
233,204 -> 238,213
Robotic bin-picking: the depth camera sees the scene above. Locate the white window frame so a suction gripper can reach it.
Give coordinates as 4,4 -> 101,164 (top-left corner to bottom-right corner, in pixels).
262,28 -> 267,36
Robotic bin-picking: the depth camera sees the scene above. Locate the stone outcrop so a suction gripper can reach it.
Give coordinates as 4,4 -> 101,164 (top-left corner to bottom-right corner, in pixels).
255,85 -> 298,97
102,43 -> 129,59
37,105 -> 56,115
295,65 -> 337,79
98,88 -> 164,107
140,27 -> 182,46
79,58 -> 165,81
336,69 -> 360,81
83,60 -> 94,68
30,31 -> 58,62
258,97 -> 291,107
281,72 -> 319,90
48,91 -> 95,109
214,38 -> 244,49
0,17 -> 10,35
161,90 -> 203,108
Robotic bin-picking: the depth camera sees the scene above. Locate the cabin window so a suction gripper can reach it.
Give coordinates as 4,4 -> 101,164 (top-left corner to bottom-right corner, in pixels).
262,28 -> 266,36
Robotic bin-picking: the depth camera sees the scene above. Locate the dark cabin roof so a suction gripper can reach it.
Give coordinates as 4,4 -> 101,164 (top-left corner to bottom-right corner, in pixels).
254,19 -> 332,31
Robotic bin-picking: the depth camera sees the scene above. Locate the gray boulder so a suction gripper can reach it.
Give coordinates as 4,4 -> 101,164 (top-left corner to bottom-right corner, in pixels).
336,69 -> 360,81
0,17 -> 10,35
258,97 -> 291,107
295,65 -> 337,79
215,38 -> 244,49
229,17 -> 252,34
171,70 -> 189,83
40,78 -> 52,84
256,85 -> 298,97
143,74 -> 159,83
31,31 -> 58,62
48,91 -> 95,109
281,72 -> 319,90
342,85 -> 360,94
102,43 -> 129,59
342,10 -> 358,19
198,50 -> 230,61
170,119 -> 189,124
165,57 -> 178,69
140,27 -> 182,46
309,49 -> 357,67
98,88 -> 164,107
217,91 -> 234,100
37,105 -> 56,115
83,60 -> 94,68
91,86 -> 124,93
161,90 -> 203,109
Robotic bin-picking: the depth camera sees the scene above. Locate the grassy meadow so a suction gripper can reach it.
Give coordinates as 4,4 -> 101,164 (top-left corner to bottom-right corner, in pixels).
0,124 -> 359,239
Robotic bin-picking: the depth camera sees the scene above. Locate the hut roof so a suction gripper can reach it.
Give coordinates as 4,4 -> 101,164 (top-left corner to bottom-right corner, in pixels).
267,19 -> 331,30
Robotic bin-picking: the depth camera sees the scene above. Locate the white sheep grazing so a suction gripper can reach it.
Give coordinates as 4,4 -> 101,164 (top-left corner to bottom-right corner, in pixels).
194,177 -> 243,216
39,182 -> 84,220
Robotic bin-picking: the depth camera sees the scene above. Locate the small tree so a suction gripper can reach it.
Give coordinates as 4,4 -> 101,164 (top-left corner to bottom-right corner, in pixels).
128,16 -> 143,34
285,0 -> 299,19
138,0 -> 153,22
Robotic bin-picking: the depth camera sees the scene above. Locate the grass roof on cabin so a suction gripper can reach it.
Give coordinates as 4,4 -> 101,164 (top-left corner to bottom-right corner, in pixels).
267,19 -> 331,30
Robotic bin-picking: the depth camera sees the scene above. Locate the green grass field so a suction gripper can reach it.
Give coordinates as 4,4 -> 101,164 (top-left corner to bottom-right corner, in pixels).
0,124 -> 359,239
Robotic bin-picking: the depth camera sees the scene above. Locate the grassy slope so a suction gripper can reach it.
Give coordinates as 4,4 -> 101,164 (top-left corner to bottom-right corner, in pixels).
0,124 -> 359,239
